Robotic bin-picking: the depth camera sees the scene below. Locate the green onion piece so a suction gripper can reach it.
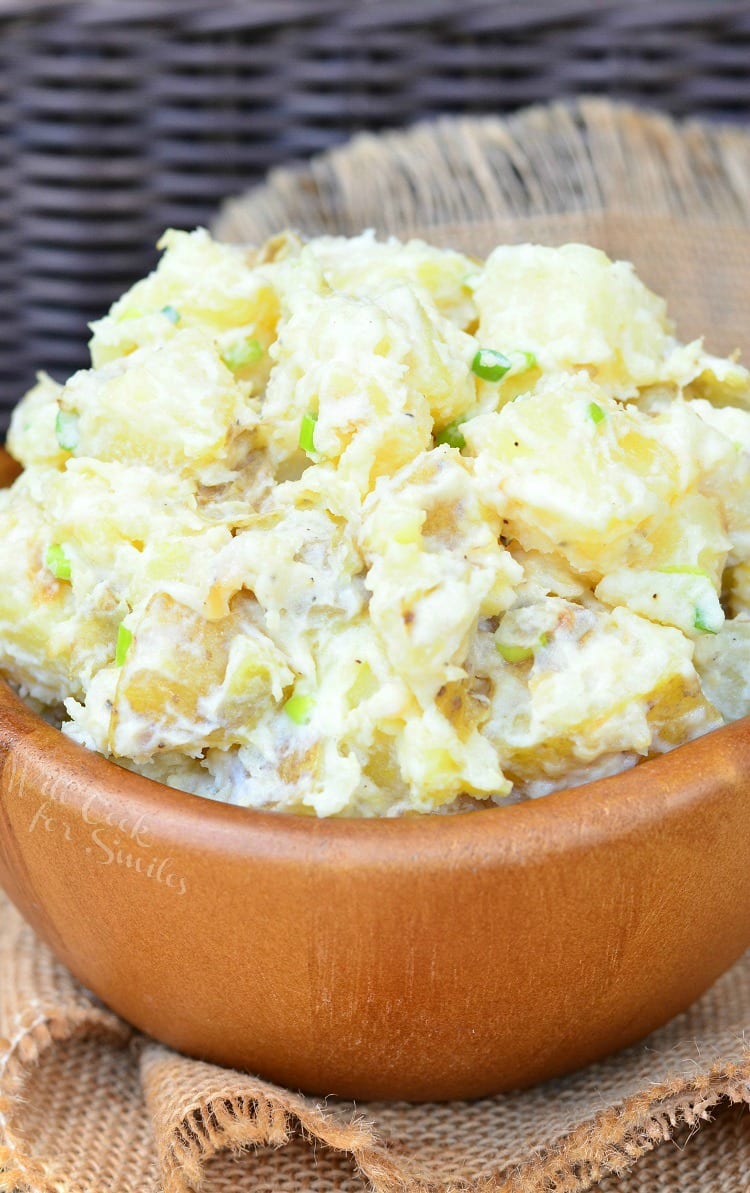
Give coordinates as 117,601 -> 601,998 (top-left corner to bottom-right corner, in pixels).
299,411 -> 318,455
161,304 -> 181,324
588,402 -> 606,425
283,692 -> 315,725
435,418 -> 467,450
45,544 -> 71,582
693,608 -> 718,635
55,410 -> 79,452
660,565 -> 711,579
471,348 -> 512,382
496,642 -> 534,663
507,349 -> 537,373
221,338 -> 263,371
495,631 -> 549,662
115,623 -> 133,667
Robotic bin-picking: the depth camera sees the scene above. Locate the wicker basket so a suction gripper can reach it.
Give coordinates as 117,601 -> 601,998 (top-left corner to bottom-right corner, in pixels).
2,0 -> 750,430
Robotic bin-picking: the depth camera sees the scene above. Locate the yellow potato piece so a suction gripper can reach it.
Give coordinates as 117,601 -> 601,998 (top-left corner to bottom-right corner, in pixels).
465,375 -> 683,576
474,242 -> 672,398
259,287 -> 432,490
6,373 -> 67,470
64,329 -> 253,480
479,603 -> 720,789
90,227 -> 284,370
0,492 -> 76,702
361,447 -> 521,703
595,569 -> 724,638
110,593 -> 292,761
307,231 -> 478,327
693,619 -> 750,722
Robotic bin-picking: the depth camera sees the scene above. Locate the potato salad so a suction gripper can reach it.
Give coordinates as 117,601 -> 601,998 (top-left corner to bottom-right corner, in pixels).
2,230 -> 750,816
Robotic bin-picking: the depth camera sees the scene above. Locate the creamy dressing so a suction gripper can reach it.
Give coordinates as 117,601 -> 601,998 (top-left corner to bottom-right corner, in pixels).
1,232 -> 749,816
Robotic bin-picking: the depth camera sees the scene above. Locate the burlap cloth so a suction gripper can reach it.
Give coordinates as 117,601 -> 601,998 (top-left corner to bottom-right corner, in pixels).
2,100 -> 750,1192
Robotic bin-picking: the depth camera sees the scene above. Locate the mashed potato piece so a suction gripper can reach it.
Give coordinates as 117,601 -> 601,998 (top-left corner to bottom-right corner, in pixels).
2,230 -> 749,816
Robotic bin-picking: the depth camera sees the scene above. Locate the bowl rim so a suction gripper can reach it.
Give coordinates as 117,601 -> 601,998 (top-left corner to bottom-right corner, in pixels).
3,676 -> 749,866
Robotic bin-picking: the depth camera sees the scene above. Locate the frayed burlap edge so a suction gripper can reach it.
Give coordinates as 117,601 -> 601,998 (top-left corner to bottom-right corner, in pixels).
134,1051 -> 750,1193
0,1004 -> 131,1193
138,1044 -> 406,1193
215,98 -> 750,246
497,1060 -> 750,1193
16,1035 -> 743,1193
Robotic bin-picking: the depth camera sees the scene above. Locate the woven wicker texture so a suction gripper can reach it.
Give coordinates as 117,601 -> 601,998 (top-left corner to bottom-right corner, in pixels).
2,0 -> 750,421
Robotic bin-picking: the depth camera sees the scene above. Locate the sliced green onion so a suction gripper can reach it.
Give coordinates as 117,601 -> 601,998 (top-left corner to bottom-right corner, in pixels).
55,410 -> 79,452
299,411 -> 318,455
495,642 -> 534,663
659,565 -> 711,579
161,304 -> 181,324
495,631 -> 548,663
45,544 -> 71,582
588,402 -> 606,425
221,338 -> 263,371
435,417 -> 467,450
693,608 -> 718,635
115,623 -> 133,667
471,348 -> 511,382
283,692 -> 315,725
507,349 -> 537,373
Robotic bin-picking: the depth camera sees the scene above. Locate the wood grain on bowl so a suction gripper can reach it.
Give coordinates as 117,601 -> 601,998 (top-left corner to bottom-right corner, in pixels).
0,448 -> 749,1100
0,447 -> 20,487
1,688 -> 750,1101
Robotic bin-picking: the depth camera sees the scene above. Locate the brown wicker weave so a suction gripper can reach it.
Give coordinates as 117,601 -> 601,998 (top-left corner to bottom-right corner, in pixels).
2,0 -> 750,430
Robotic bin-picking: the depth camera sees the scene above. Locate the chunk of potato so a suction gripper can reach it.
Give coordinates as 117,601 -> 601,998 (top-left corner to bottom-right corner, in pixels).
361,447 -> 522,703
62,329 -> 254,482
259,287 -> 433,492
693,618 -> 750,722
477,602 -> 720,787
90,227 -> 283,376
473,243 -> 672,397
465,375 -> 684,576
6,373 -> 67,470
307,231 -> 478,328
109,593 -> 293,760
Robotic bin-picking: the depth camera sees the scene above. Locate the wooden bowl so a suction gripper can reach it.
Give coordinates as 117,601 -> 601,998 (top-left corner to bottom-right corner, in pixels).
1,444 -> 749,1100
